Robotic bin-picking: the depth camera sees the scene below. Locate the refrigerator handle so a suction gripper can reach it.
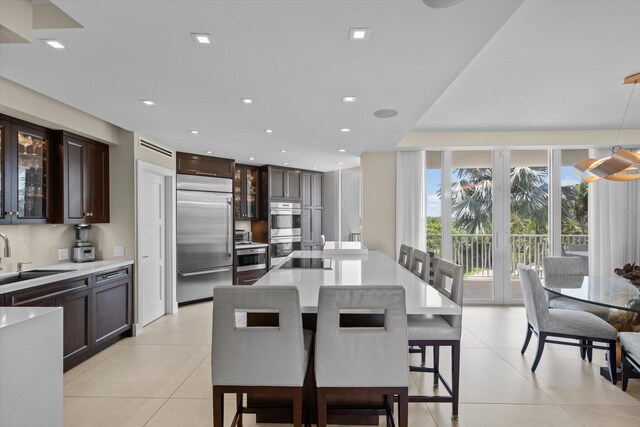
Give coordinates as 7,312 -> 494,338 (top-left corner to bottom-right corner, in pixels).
227,197 -> 233,257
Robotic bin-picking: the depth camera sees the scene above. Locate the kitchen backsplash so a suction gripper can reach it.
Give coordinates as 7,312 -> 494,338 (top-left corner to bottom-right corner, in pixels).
0,224 -> 76,272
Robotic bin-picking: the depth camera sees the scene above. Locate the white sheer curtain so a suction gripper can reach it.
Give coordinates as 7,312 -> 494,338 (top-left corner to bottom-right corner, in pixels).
395,151 -> 426,258
588,148 -> 640,276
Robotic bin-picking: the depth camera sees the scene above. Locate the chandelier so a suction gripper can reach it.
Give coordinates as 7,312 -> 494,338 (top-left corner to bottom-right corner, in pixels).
574,73 -> 640,182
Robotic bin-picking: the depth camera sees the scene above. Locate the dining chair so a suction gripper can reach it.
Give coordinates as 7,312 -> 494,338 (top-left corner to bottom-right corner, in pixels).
565,244 -> 588,252
211,286 -> 313,427
518,264 -> 618,384
398,245 -> 413,270
543,256 -> 609,325
407,259 -> 463,421
621,332 -> 640,391
315,285 -> 409,427
427,252 -> 438,286
409,249 -> 430,281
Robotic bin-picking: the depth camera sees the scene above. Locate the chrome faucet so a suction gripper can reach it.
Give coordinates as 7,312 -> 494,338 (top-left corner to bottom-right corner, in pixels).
0,233 -> 10,270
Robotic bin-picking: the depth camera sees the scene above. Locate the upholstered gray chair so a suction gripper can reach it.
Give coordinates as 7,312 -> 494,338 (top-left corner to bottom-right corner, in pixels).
407,259 -> 463,421
211,286 -> 313,427
315,286 -> 409,427
621,332 -> 640,391
518,264 -> 618,384
398,245 -> 413,270
543,257 -> 609,350
409,249 -> 430,281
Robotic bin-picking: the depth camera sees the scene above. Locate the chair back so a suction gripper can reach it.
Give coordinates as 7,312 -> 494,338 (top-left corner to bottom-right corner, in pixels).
518,264 -> 549,332
398,244 -> 413,269
543,256 -> 587,288
315,286 -> 409,388
211,286 -> 306,387
428,252 -> 438,286
432,259 -> 464,327
409,249 -> 430,281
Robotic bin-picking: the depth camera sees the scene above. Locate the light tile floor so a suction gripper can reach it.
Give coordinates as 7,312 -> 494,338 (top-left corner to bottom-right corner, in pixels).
63,303 -> 640,426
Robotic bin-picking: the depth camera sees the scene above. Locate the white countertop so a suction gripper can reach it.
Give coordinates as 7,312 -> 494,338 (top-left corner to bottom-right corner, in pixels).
256,250 -> 461,315
320,241 -> 368,255
0,260 -> 134,295
0,306 -> 62,329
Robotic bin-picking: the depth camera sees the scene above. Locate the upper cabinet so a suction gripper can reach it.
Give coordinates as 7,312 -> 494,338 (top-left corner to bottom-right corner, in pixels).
51,131 -> 110,224
234,164 -> 259,220
176,152 -> 235,179
0,116 -> 50,224
267,166 -> 301,201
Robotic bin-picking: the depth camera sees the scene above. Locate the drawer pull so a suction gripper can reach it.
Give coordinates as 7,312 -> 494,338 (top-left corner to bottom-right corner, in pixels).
99,271 -> 128,281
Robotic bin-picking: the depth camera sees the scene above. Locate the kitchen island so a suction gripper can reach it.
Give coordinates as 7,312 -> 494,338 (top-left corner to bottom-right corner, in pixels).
257,250 -> 460,315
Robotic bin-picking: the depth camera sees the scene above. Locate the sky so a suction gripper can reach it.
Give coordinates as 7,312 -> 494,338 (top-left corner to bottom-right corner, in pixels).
426,166 -> 580,218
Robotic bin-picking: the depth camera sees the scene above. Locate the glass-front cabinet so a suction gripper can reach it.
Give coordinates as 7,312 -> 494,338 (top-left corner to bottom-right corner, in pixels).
233,164 -> 259,220
0,116 -> 50,224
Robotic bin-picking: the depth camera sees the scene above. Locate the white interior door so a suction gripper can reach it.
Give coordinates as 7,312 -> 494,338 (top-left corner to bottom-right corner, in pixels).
139,169 -> 166,325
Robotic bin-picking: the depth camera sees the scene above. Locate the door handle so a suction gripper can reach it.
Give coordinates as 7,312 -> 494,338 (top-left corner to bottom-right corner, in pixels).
179,268 -> 231,277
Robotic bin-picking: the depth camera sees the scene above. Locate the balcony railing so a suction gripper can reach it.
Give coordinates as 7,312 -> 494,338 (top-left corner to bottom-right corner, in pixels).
426,234 -> 588,278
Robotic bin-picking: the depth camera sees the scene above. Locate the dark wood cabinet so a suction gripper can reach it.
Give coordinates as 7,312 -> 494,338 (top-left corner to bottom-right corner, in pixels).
301,172 -> 323,250
4,265 -> 133,371
176,152 -> 235,178
234,268 -> 267,286
234,164 -> 259,220
51,131 -> 110,224
0,115 -> 50,224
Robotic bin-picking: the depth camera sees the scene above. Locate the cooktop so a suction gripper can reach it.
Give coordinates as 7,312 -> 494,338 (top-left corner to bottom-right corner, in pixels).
280,258 -> 333,270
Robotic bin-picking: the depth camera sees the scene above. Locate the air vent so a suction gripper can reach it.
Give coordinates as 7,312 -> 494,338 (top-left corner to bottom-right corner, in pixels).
139,139 -> 173,158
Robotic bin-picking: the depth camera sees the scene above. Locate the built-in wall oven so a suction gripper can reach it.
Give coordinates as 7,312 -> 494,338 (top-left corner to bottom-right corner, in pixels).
236,246 -> 267,272
270,236 -> 302,266
270,202 -> 301,238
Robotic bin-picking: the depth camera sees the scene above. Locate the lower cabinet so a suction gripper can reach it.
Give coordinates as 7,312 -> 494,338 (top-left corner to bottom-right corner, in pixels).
3,265 -> 133,371
234,269 -> 267,286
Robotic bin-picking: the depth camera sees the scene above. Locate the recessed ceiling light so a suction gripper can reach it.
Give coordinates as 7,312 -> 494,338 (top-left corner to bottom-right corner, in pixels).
338,149 -> 346,152
280,149 -> 287,153
265,129 -> 273,133
349,28 -> 370,41
337,162 -> 344,165
41,39 -> 65,49
342,96 -> 356,103
241,98 -> 253,104
340,128 -> 351,133
189,130 -> 199,134
248,157 -> 255,161
205,150 -> 213,154
283,162 -> 288,166
140,100 -> 155,106
191,33 -> 211,44
312,167 -> 318,170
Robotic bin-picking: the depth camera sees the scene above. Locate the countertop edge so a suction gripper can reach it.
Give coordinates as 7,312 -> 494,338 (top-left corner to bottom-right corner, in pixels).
0,306 -> 63,329
0,260 -> 134,296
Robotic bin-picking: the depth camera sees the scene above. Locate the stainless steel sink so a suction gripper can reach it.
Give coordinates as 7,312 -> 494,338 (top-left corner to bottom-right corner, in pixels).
0,269 -> 76,286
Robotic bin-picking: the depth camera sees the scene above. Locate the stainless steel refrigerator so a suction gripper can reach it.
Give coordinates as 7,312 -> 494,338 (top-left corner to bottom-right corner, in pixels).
177,174 -> 233,303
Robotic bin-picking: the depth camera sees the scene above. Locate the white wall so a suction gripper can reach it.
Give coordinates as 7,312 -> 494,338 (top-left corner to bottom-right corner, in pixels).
361,152 -> 396,258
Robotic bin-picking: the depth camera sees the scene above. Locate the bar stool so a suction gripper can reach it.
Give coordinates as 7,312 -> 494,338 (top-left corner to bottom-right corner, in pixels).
398,245 -> 413,270
409,249 -> 430,282
315,285 -> 409,427
211,286 -> 313,427
407,259 -> 463,421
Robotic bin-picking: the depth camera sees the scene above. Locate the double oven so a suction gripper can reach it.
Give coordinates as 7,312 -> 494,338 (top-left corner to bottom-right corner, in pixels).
270,202 -> 301,265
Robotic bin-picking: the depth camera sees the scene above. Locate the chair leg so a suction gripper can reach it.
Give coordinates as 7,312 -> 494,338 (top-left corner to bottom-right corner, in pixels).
451,341 -> 460,421
293,388 -> 303,427
433,346 -> 440,388
531,332 -> 546,372
212,387 -> 224,427
587,340 -> 593,363
385,394 -> 394,427
521,323 -> 533,354
608,340 -> 617,385
580,340 -> 586,360
317,389 -> 328,427
622,349 -> 630,392
421,345 -> 426,367
236,393 -> 243,427
397,389 -> 408,427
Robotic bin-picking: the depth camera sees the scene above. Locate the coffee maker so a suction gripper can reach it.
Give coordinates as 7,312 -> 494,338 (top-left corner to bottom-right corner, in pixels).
72,224 -> 96,262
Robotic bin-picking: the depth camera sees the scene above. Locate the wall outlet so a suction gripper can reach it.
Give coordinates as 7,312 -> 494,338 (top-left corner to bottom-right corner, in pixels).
114,246 -> 125,257
57,248 -> 69,261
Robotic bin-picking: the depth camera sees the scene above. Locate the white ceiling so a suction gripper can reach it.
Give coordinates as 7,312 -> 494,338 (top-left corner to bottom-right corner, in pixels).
0,1 -> 637,172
